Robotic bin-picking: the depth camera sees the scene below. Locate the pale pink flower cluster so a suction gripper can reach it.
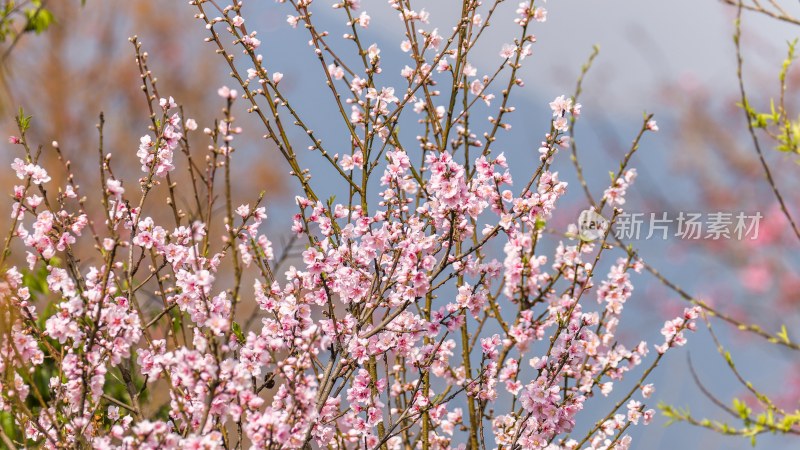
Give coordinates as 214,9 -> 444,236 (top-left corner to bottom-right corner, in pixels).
515,2 -> 548,26
11,157 -> 51,184
603,168 -> 637,207
136,98 -> 183,177
656,306 -> 701,354
550,95 -> 581,132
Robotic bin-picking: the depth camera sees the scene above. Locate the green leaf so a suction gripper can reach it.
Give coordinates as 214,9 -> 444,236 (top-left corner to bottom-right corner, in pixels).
733,397 -> 752,420
777,324 -> 791,344
23,6 -> 54,35
231,321 -> 245,343
171,311 -> 183,337
17,106 -> 32,133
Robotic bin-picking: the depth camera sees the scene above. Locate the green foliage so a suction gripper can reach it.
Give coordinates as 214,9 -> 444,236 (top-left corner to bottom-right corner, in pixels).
22,3 -> 53,35
0,410 -> 21,446
0,0 -> 55,43
16,106 -> 31,133
231,320 -> 245,343
661,397 -> 800,446
0,0 -> 84,51
776,325 -> 791,345
732,397 -> 752,420
0,1 -> 16,43
748,104 -> 800,154
660,310 -> 800,446
745,39 -> 800,155
22,260 -> 50,295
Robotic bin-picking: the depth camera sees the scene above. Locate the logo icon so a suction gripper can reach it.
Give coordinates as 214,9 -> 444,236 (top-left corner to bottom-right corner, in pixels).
577,208 -> 608,242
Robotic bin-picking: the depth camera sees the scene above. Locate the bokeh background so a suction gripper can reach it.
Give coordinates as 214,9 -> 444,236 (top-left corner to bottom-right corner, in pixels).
2,1 -> 799,448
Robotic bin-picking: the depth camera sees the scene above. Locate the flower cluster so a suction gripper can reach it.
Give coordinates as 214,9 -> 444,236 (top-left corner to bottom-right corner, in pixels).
136,105 -> 182,178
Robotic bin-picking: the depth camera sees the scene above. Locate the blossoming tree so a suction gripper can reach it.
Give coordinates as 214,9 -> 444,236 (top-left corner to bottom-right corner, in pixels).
0,1 -> 703,449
